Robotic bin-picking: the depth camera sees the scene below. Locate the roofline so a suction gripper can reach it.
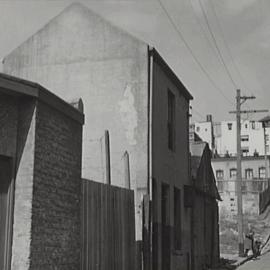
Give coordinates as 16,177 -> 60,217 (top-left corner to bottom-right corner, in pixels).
0,73 -> 84,125
149,47 -> 193,101
212,155 -> 269,162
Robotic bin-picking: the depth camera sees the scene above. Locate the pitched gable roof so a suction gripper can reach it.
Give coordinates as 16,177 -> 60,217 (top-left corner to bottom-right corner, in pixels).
190,142 -> 221,200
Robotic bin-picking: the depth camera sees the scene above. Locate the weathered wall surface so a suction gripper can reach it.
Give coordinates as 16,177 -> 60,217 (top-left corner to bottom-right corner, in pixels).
30,100 -> 82,269
3,3 -> 148,240
151,59 -> 191,270
1,96 -> 37,270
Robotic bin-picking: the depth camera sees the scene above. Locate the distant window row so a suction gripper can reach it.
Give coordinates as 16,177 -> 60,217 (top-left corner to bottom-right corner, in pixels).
216,167 -> 266,180
227,121 -> 258,131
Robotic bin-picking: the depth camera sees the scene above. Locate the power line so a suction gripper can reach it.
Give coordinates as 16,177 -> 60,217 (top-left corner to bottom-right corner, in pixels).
188,0 -> 224,62
209,0 -> 251,96
198,0 -> 238,89
157,0 -> 234,106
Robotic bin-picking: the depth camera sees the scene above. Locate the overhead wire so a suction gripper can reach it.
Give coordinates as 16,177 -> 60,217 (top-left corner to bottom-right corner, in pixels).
157,0 -> 234,106
209,0 -> 252,96
197,0 -> 238,89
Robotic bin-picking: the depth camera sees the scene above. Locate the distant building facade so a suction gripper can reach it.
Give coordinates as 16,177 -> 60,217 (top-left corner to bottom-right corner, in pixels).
2,4 -> 193,270
191,115 -> 215,150
190,117 -> 270,157
215,120 -> 270,157
0,73 -> 84,270
211,156 -> 270,217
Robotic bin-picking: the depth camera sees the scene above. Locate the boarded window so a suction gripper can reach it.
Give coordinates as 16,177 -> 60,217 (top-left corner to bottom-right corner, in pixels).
174,187 -> 181,250
168,90 -> 175,151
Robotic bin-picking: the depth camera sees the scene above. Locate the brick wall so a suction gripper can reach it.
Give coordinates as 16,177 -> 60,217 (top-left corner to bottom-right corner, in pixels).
30,100 -> 82,269
0,94 -> 18,157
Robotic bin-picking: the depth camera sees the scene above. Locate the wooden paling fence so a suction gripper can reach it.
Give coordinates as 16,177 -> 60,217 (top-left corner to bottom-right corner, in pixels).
82,179 -> 136,270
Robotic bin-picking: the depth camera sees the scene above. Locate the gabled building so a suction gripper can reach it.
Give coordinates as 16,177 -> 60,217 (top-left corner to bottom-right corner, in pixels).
3,3 -> 193,270
0,73 -> 84,270
190,142 -> 221,270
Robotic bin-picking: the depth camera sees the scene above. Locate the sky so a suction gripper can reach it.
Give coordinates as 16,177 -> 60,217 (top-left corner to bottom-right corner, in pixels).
0,0 -> 270,122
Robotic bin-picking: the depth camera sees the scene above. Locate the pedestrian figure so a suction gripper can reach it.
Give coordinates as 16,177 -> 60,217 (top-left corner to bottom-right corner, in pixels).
244,229 -> 254,257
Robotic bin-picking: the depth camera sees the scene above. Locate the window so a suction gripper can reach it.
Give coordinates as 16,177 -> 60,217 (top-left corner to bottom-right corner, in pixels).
245,123 -> 248,129
245,168 -> 253,179
168,90 -> 175,150
259,167 -> 266,179
196,126 -> 200,132
251,121 -> 255,129
227,123 -> 232,130
241,148 -> 249,156
241,135 -> 249,142
230,168 -> 237,179
174,187 -> 181,250
266,134 -> 269,142
216,170 -> 224,180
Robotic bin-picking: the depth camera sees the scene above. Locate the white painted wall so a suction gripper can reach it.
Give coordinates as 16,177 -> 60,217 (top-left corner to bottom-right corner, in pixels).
194,121 -> 213,149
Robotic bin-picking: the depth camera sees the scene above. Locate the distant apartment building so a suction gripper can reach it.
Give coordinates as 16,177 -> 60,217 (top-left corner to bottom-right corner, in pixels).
190,115 -> 215,150
190,116 -> 270,157
2,3 -> 193,270
211,156 -> 269,217
215,120 -> 270,157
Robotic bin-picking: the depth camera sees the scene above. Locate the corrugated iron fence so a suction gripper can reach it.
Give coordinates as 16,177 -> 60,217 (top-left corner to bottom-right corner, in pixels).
82,179 -> 136,270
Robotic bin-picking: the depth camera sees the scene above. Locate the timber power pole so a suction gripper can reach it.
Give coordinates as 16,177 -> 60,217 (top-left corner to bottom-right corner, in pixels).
230,89 -> 268,257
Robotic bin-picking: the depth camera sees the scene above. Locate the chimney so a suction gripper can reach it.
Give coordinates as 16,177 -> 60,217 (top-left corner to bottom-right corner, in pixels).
206,114 -> 212,122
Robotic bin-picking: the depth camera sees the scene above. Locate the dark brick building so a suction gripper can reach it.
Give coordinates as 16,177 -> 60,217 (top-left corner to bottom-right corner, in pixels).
0,73 -> 84,270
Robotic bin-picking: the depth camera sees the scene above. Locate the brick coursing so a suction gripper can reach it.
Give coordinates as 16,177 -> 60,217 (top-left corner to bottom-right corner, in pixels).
30,100 -> 82,270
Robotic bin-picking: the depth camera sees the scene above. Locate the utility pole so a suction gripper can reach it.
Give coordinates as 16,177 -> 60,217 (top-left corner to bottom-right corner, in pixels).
229,89 -> 268,257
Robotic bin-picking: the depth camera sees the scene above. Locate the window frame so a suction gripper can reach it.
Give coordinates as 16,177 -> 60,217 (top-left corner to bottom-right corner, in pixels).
167,89 -> 176,151
259,167 -> 266,179
230,168 -> 237,179
245,168 -> 253,180
216,169 -> 224,180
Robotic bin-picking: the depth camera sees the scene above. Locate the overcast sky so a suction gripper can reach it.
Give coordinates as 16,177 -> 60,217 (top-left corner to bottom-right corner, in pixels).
0,0 -> 269,122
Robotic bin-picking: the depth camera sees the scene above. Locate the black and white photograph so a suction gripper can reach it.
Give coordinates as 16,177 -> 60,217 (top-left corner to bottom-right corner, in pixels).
0,1 -> 270,270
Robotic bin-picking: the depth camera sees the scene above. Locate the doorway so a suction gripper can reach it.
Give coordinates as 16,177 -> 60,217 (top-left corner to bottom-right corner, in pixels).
0,156 -> 13,270
161,183 -> 170,270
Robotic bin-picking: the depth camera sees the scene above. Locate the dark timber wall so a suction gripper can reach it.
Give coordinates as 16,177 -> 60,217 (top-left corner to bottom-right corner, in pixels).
82,179 -> 136,270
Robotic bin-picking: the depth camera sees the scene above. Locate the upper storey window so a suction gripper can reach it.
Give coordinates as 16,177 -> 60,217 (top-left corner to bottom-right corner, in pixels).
227,123 -> 232,130
168,90 -> 175,151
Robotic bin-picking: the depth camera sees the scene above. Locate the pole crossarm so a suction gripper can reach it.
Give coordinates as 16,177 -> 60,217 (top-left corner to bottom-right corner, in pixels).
239,95 -> 255,100
229,109 -> 269,114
